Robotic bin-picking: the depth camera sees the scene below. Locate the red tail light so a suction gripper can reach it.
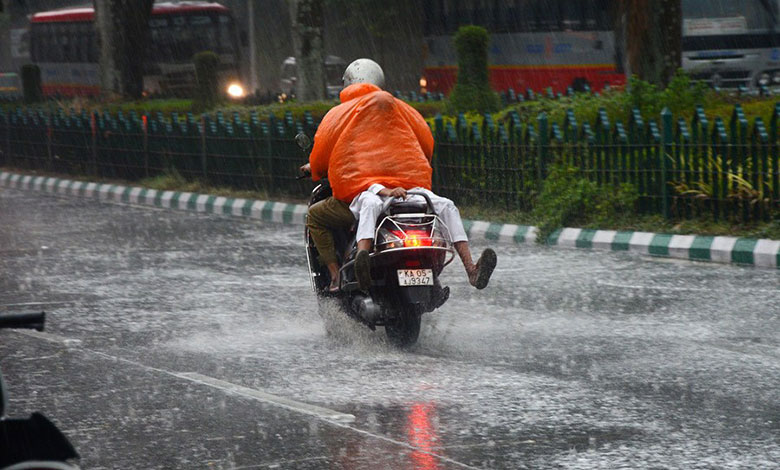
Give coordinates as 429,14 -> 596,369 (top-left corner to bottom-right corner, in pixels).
390,229 -> 433,248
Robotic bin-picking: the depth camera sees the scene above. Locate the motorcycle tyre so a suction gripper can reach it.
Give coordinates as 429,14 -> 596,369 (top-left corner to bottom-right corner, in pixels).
385,310 -> 421,347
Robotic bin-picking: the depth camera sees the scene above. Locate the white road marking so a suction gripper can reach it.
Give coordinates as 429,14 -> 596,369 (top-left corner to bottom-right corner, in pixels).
11,330 -> 480,469
171,372 -> 356,424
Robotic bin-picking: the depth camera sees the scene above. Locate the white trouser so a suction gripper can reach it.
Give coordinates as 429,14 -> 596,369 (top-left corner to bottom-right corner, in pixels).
349,187 -> 468,243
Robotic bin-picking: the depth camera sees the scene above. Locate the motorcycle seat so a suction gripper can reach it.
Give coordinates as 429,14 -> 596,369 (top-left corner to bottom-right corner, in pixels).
386,201 -> 431,215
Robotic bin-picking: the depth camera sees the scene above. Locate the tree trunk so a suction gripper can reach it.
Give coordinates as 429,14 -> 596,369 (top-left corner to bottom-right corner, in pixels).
618,0 -> 681,87
289,0 -> 325,101
94,0 -> 154,99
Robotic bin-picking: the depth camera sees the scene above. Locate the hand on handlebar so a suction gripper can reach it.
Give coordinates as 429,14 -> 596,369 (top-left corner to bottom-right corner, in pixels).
297,163 -> 312,180
379,187 -> 407,199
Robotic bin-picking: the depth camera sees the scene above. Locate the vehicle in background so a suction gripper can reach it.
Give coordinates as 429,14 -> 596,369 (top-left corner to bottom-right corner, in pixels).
28,1 -> 245,98
0,72 -> 22,100
280,55 -> 347,100
422,0 -> 780,95
681,0 -> 780,90
422,0 -> 624,95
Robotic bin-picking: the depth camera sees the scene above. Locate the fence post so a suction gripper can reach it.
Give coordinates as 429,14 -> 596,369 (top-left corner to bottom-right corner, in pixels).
660,108 -> 672,219
200,115 -> 207,178
537,112 -> 548,186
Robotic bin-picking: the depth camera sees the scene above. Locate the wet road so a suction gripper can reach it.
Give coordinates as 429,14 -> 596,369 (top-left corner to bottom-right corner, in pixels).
1,188 -> 779,469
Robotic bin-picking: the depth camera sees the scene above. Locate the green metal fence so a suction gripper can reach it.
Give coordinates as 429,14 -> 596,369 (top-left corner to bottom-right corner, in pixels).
1,103 -> 778,221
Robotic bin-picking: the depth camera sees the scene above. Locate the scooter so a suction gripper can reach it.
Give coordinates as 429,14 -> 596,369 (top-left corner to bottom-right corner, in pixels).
0,311 -> 80,470
297,134 -> 454,346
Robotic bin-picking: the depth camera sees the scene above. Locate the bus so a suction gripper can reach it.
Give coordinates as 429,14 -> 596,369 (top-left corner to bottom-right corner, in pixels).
29,1 -> 245,98
422,0 -> 624,95
422,0 -> 780,95
682,0 -> 780,90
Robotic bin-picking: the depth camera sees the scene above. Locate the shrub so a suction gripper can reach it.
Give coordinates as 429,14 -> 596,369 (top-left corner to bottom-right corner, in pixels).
193,51 -> 220,110
532,164 -> 639,242
21,64 -> 43,104
449,25 -> 500,114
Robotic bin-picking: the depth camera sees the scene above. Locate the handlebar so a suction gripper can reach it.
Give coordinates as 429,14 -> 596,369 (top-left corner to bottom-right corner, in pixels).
381,190 -> 435,214
0,311 -> 46,331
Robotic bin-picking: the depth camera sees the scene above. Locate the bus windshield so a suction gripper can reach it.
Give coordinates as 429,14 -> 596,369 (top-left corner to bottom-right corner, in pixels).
682,0 -> 777,36
149,13 -> 237,63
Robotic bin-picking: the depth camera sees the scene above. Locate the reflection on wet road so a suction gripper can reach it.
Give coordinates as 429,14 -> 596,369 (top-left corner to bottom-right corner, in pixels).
1,189 -> 779,469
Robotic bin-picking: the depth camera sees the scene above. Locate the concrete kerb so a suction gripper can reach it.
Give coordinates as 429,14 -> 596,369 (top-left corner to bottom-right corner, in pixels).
2,170 -> 779,270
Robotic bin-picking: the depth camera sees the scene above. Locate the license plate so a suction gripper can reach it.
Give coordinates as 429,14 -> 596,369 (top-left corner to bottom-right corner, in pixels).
397,269 -> 433,287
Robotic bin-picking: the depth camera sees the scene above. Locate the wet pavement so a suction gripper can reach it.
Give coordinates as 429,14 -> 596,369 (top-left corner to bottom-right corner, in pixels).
1,188 -> 779,469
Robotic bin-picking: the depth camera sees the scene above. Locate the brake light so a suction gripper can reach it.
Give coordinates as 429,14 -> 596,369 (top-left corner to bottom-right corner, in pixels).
391,230 -> 433,248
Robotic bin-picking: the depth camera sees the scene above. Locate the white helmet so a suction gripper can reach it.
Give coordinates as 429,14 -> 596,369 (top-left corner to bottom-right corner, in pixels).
342,58 -> 385,89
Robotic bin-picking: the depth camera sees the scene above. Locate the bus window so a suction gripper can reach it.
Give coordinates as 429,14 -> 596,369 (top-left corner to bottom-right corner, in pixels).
682,0 -> 777,35
217,15 -> 235,54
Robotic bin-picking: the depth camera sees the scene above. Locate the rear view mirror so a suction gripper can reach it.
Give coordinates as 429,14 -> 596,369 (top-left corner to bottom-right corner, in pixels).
295,133 -> 312,151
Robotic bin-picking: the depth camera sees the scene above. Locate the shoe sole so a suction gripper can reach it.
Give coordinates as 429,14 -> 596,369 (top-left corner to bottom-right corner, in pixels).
355,250 -> 371,291
475,248 -> 497,290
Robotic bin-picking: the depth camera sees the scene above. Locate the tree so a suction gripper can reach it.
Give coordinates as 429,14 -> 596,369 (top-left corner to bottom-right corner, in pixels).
616,0 -> 682,87
288,0 -> 325,101
93,0 -> 154,99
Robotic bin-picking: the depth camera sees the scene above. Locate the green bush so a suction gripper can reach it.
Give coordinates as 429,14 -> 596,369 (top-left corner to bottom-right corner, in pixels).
21,64 -> 43,104
532,165 -> 639,243
193,51 -> 220,110
628,69 -> 709,117
449,25 -> 500,114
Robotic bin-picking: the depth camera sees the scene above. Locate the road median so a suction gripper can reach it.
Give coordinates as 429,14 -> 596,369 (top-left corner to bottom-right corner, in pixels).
2,170 -> 778,270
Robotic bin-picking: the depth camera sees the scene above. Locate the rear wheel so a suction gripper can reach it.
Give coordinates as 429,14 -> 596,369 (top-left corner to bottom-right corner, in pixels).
385,310 -> 422,347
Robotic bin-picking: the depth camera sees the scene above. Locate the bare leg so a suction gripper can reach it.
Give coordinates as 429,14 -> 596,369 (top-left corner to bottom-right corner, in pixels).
327,262 -> 340,291
357,239 -> 372,252
454,241 -> 497,289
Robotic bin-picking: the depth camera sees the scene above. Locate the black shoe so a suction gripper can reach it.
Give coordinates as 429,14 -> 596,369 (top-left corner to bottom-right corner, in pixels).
473,248 -> 497,290
355,249 -> 371,291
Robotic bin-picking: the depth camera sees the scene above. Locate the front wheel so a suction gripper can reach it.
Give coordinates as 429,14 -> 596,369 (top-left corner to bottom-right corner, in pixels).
385,310 -> 422,347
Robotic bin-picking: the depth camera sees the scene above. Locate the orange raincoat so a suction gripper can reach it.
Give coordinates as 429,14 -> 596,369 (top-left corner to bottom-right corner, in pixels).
309,83 -> 434,203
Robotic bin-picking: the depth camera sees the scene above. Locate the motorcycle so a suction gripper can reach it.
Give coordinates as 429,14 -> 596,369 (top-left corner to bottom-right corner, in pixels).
0,311 -> 80,470
297,134 -> 454,347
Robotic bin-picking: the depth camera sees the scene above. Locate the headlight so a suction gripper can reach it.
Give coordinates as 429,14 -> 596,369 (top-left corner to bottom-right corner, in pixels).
773,71 -> 780,84
227,83 -> 245,98
758,73 -> 771,86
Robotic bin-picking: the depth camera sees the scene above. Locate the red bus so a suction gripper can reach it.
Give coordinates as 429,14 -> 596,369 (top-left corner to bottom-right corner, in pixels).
29,1 -> 244,97
422,0 -> 625,95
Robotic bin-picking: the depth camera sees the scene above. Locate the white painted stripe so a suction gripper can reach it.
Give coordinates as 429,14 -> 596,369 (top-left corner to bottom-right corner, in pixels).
9,174 -> 20,184
97,184 -> 113,200
628,232 -> 655,254
591,230 -> 617,250
33,177 -> 45,191
469,220 -> 491,239
556,227 -> 582,248
525,226 -> 539,244
128,187 -> 143,204
711,236 -> 739,263
231,198 -> 247,216
0,172 -> 9,183
250,200 -> 267,219
160,191 -> 175,208
498,224 -> 519,243
57,179 -> 71,194
21,175 -> 32,189
174,372 -> 356,424
291,204 -> 308,225
84,182 -> 98,197
668,234 -> 696,260
194,194 -> 209,212
753,239 -> 780,268
178,192 -> 194,210
213,196 -> 228,212
143,189 -> 158,205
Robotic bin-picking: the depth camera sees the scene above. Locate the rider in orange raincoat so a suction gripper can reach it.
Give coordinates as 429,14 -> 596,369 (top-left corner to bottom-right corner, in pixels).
302,59 -> 496,293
